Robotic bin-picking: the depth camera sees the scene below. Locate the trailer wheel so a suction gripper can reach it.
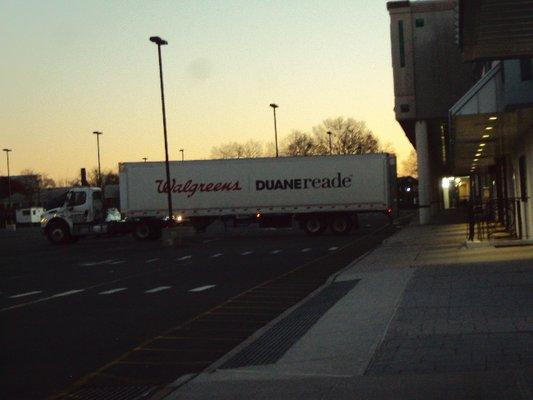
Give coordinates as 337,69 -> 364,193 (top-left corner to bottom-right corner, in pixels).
47,221 -> 71,244
133,222 -> 151,241
302,216 -> 326,236
330,215 -> 353,235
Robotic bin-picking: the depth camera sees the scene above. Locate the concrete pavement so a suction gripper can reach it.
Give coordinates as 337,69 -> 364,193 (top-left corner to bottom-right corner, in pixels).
164,214 -> 533,399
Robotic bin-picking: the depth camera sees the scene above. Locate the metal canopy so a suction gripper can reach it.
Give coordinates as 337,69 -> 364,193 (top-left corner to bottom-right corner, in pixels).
449,63 -> 509,175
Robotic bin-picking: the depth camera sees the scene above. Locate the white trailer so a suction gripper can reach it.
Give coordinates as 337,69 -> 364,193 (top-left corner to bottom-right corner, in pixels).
120,153 -> 397,236
40,154 -> 396,244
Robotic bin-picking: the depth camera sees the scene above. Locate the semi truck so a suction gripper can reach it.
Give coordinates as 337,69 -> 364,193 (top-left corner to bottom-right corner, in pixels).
40,153 -> 396,244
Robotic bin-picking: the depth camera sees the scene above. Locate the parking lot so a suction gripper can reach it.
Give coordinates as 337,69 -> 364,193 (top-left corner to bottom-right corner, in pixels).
0,214 -> 397,399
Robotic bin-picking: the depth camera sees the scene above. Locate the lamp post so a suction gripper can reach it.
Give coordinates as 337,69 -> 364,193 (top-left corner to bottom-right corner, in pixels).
93,131 -> 103,187
179,148 -> 184,162
150,35 -> 173,222
3,148 -> 12,208
327,131 -> 333,155
142,157 -> 147,162
269,103 -> 279,157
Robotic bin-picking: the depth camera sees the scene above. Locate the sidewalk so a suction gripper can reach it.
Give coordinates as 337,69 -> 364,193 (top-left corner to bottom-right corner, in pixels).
164,215 -> 533,399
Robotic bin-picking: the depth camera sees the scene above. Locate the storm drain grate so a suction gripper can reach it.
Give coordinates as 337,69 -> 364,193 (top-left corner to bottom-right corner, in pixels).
221,279 -> 359,368
66,385 -> 157,400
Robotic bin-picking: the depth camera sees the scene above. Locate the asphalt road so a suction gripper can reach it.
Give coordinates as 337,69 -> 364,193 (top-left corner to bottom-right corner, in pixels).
0,214 -> 396,399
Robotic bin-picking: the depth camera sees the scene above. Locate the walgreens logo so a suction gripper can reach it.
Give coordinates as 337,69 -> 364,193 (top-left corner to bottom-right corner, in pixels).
156,179 -> 242,198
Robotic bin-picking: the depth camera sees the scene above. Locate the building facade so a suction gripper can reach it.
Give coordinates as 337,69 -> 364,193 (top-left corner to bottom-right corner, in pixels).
388,0 -> 533,241
387,0 -> 478,224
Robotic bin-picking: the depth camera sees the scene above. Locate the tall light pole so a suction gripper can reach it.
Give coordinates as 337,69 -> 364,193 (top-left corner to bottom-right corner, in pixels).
327,131 -> 333,155
3,149 -> 12,208
179,148 -> 184,162
93,131 -> 103,187
269,103 -> 279,157
142,157 -> 147,162
150,35 -> 173,222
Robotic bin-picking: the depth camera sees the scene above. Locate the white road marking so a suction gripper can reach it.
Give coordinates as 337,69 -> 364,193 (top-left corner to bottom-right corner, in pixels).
144,286 -> 171,294
271,249 -> 282,254
241,251 -> 253,256
301,248 -> 311,252
210,253 -> 223,258
110,260 -> 126,265
80,259 -> 115,267
328,246 -> 339,251
189,285 -> 216,292
9,291 -> 42,299
145,258 -> 160,263
51,289 -> 85,298
177,255 -> 192,261
99,288 -> 127,295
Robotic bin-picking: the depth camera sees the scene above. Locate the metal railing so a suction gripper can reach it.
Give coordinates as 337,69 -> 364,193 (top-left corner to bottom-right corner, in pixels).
467,197 -> 523,241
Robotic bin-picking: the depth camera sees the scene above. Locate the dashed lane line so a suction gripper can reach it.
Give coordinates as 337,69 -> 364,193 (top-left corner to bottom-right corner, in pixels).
80,259 -> 116,267
329,246 -> 339,251
110,260 -> 126,265
188,285 -> 216,293
99,288 -> 127,295
210,253 -> 223,258
144,286 -> 172,294
301,248 -> 311,252
270,249 -> 282,254
51,289 -> 85,298
241,251 -> 253,256
177,255 -> 192,261
145,258 -> 160,263
8,291 -> 42,299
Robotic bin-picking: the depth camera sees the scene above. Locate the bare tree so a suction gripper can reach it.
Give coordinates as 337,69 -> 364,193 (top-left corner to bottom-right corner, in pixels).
401,149 -> 418,178
210,140 -> 263,159
312,117 -> 382,155
56,176 -> 81,187
282,130 -> 316,156
87,167 -> 119,186
19,169 -> 56,189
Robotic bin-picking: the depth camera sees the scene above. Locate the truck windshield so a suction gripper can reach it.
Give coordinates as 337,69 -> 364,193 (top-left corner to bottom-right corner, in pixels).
44,192 -> 68,210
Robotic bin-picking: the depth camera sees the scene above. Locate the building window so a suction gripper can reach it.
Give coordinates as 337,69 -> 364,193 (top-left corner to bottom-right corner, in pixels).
519,156 -> 528,201
415,18 -> 424,27
520,58 -> 532,81
398,20 -> 405,68
440,124 -> 447,165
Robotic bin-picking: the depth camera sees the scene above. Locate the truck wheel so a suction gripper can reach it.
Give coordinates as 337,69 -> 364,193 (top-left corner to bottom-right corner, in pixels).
47,222 -> 70,244
330,215 -> 353,235
133,222 -> 151,241
302,216 -> 326,236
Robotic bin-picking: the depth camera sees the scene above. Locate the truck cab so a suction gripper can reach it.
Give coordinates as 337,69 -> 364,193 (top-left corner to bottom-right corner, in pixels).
41,187 -> 121,244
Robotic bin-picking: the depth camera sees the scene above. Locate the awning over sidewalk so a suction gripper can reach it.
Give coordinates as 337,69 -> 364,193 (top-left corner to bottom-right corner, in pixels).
449,63 -> 513,175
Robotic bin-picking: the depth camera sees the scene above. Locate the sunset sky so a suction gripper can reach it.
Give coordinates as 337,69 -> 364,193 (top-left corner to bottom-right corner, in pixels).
0,0 -> 413,182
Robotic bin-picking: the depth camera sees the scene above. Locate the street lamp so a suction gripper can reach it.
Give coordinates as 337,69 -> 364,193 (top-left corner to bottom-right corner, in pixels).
142,157 -> 147,162
93,131 -> 103,187
149,35 -> 173,222
326,131 -> 333,155
179,148 -> 184,162
3,148 -> 12,208
269,103 -> 279,157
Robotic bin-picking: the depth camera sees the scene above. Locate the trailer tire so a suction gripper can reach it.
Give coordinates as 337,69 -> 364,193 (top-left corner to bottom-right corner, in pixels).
302,216 -> 327,236
46,221 -> 71,244
133,222 -> 151,241
330,215 -> 353,235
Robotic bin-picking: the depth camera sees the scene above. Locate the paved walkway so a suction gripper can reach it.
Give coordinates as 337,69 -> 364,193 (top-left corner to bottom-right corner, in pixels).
164,217 -> 533,399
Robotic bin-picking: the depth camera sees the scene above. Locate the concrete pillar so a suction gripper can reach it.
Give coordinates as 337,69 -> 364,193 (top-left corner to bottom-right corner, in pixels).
416,120 -> 431,224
